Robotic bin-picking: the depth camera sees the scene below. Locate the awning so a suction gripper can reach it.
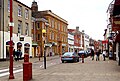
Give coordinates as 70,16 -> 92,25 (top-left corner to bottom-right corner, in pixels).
62,44 -> 66,46
32,42 -> 38,46
6,41 -> 15,45
44,43 -> 52,47
17,42 -> 22,47
24,43 -> 30,48
102,40 -> 108,44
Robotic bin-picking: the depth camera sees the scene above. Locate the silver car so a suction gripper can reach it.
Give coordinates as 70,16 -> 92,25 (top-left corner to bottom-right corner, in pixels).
61,52 -> 79,63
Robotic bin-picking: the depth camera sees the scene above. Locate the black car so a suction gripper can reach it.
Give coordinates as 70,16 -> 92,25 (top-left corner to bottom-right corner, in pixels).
78,50 -> 88,58
61,52 -> 79,63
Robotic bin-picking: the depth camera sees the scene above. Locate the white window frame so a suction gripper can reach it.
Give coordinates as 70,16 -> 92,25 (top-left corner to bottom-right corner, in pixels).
18,21 -> 22,34
8,0 -> 10,12
25,23 -> 29,36
25,9 -> 29,19
18,5 -> 22,17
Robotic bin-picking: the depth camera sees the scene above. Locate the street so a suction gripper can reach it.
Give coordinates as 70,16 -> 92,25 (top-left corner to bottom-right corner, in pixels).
0,55 -> 120,81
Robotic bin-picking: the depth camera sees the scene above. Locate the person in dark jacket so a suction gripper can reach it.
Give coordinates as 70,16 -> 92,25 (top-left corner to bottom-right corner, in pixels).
96,49 -> 101,61
91,49 -> 94,60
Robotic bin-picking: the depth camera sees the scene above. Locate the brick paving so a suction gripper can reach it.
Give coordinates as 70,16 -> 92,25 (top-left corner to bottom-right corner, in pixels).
0,55 -> 60,69
0,55 -> 120,81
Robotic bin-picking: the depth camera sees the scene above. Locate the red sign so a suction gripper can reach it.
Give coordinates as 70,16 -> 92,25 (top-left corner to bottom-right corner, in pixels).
112,17 -> 120,31
102,40 -> 108,44
114,0 -> 120,5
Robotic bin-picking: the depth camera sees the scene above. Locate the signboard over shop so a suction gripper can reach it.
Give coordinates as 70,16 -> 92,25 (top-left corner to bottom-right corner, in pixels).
112,17 -> 120,31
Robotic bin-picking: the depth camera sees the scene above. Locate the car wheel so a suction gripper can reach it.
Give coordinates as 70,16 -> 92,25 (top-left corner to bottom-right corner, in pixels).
62,61 -> 64,63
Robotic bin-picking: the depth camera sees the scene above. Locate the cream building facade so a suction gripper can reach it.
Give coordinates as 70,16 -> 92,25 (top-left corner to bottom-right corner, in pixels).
0,0 -> 32,60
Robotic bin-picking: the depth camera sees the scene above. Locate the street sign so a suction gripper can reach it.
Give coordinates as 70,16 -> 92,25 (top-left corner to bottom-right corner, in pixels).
20,37 -> 24,41
112,17 -> 120,31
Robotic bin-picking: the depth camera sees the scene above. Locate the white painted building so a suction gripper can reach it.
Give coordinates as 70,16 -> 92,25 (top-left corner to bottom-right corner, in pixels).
68,33 -> 74,52
84,33 -> 90,50
0,0 -> 32,60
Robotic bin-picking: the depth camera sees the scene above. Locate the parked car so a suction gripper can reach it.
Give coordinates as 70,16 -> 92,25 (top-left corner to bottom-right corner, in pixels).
61,52 -> 79,63
78,50 -> 88,58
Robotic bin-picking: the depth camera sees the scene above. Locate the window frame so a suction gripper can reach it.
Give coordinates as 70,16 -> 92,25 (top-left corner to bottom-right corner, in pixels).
18,5 -> 22,17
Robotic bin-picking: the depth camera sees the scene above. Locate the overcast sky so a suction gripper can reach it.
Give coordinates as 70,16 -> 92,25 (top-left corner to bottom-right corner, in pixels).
18,0 -> 113,40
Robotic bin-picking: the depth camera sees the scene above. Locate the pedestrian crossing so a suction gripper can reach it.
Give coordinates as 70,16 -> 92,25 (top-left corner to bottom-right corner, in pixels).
0,68 -> 23,77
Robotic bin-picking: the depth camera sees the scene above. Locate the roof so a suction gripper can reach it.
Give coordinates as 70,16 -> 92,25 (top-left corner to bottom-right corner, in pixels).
14,0 -> 31,10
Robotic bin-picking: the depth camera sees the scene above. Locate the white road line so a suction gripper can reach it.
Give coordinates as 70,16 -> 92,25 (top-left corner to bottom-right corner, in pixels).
0,68 -> 15,72
0,68 -> 9,72
0,69 -> 23,77
40,65 -> 43,68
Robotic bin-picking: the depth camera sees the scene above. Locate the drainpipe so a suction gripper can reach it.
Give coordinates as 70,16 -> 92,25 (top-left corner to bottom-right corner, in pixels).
3,0 -> 4,59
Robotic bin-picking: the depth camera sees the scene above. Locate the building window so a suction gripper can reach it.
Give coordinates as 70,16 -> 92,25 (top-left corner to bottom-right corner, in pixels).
52,32 -> 54,40
32,34 -> 33,40
42,22 -> 44,29
7,16 -> 10,31
50,31 -> 51,39
51,19 -> 54,28
8,0 -> 10,12
25,23 -> 29,36
18,20 -> 22,34
37,34 -> 40,40
18,5 -> 22,16
55,21 -> 57,29
37,22 -> 40,29
32,22 -> 34,29
57,23 -> 60,30
25,9 -> 29,19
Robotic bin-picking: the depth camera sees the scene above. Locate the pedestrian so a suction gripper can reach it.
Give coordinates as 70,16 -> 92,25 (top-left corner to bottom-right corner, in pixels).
96,49 -> 100,61
13,49 -> 16,61
15,50 -> 19,61
19,50 -> 22,60
91,49 -> 94,60
17,48 -> 22,60
102,50 -> 106,61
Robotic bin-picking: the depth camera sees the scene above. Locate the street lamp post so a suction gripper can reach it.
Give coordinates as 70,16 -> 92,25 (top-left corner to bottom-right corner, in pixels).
42,29 -> 46,69
9,0 -> 14,79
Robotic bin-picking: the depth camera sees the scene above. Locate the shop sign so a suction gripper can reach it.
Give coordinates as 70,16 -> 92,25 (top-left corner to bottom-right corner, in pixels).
112,17 -> 120,31
20,37 -> 24,41
102,40 -> 108,44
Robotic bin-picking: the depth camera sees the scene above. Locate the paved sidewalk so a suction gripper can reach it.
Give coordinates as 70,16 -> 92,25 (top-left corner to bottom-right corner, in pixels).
1,55 -> 120,81
0,55 -> 60,69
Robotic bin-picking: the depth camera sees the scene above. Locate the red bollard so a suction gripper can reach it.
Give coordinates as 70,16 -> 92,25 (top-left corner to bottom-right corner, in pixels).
82,54 -> 84,63
24,54 -> 29,62
23,62 -> 29,81
29,62 -> 32,80
23,54 -> 32,81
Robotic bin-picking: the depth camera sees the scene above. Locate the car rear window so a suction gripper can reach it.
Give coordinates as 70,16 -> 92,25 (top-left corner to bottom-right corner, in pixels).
63,52 -> 73,56
78,51 -> 84,53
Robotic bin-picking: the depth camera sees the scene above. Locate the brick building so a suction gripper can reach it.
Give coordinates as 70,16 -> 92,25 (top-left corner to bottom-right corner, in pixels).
31,1 -> 68,56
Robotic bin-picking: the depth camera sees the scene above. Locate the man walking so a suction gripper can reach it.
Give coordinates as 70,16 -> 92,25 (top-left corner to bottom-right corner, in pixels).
102,50 -> 106,61
96,49 -> 100,61
91,49 -> 94,60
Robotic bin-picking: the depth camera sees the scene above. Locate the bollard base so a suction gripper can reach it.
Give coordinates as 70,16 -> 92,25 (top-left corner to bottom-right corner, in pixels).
23,62 -> 29,81
9,75 -> 14,79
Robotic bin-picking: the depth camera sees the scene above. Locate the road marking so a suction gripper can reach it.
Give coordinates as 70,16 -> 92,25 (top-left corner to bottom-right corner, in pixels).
0,69 -> 23,77
0,68 -> 15,72
40,65 -> 43,68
